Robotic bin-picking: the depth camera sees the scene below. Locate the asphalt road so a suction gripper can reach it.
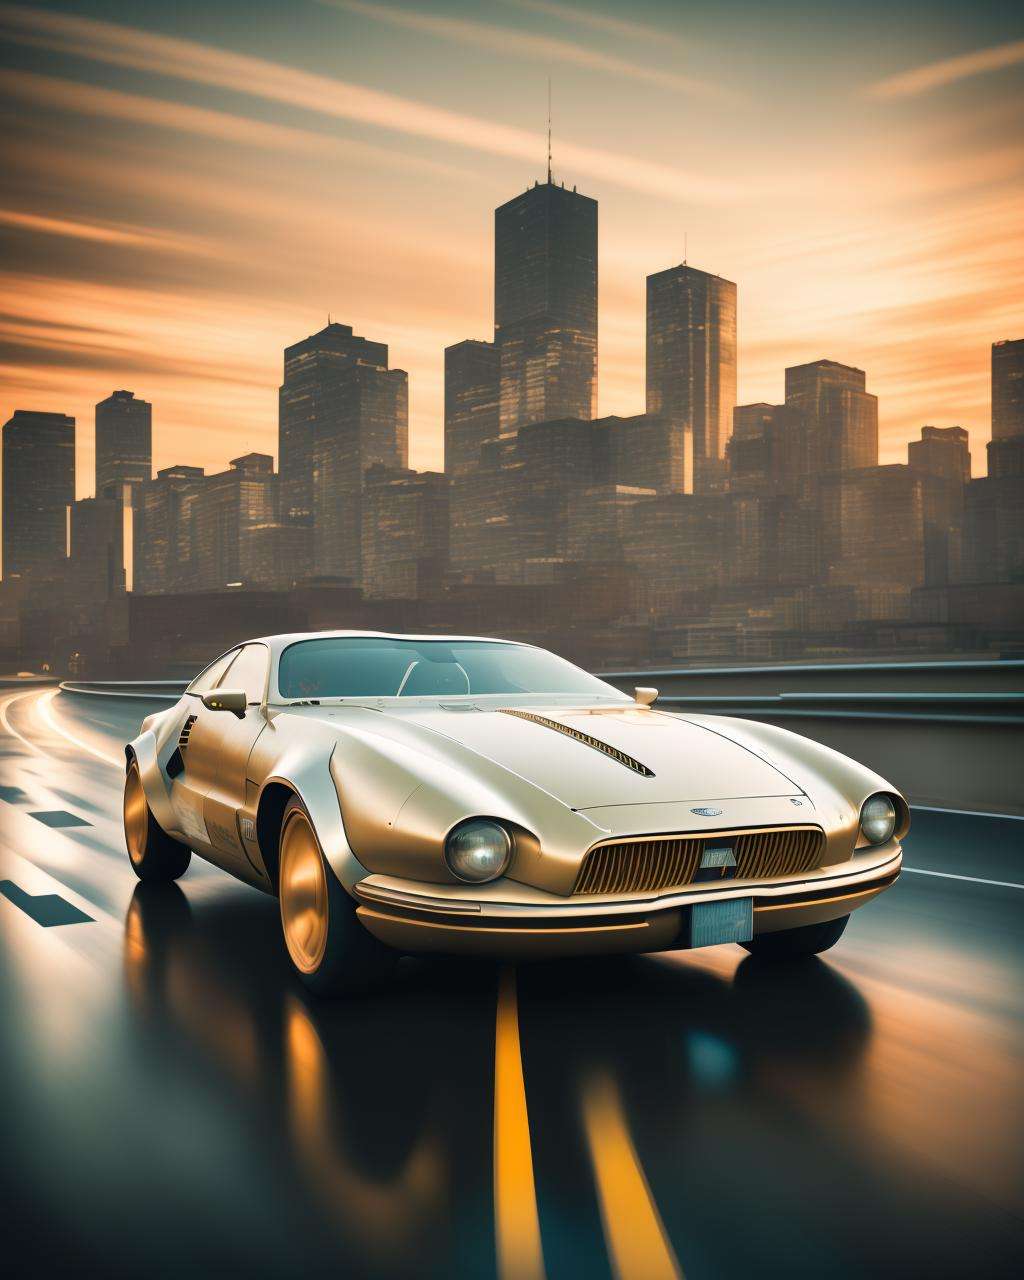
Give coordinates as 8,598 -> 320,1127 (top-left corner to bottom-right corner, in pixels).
0,687 -> 1021,1279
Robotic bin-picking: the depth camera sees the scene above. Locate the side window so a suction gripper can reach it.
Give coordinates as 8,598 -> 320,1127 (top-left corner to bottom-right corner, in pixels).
188,650 -> 238,694
220,644 -> 269,705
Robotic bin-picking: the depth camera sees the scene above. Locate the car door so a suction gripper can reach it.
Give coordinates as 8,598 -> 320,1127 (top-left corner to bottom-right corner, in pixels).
181,643 -> 271,873
169,648 -> 239,852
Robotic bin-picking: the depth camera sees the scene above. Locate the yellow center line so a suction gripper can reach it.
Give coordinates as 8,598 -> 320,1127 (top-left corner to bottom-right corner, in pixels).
494,964 -> 546,1280
582,1068 -> 683,1280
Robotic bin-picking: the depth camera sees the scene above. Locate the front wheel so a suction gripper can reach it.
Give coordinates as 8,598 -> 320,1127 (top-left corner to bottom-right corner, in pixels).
740,913 -> 849,959
123,761 -> 191,882
278,797 -> 396,995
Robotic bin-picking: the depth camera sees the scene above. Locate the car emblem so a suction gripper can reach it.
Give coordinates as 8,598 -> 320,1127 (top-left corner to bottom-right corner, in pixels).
690,806 -> 723,817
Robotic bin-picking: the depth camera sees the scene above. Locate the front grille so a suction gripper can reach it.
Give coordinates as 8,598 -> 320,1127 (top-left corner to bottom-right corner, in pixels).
572,827 -> 824,896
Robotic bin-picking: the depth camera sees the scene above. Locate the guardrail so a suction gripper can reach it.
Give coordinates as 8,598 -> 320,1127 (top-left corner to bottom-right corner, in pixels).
59,680 -> 188,701
599,659 -> 1024,817
57,662 -> 1024,816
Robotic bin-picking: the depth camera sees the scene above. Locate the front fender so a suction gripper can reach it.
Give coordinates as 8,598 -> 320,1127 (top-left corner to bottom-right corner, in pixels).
258,743 -> 370,895
129,727 -> 179,837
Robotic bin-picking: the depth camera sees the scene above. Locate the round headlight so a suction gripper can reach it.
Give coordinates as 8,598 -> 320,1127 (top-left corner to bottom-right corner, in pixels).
860,793 -> 896,845
445,819 -> 511,883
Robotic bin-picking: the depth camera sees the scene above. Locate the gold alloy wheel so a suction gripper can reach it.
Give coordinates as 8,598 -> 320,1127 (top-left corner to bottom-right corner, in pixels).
124,767 -> 149,866
279,810 -> 330,975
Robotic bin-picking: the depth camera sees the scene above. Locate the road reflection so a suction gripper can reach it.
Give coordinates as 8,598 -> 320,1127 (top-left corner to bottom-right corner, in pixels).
121,884 -> 1022,1279
124,883 -> 498,1279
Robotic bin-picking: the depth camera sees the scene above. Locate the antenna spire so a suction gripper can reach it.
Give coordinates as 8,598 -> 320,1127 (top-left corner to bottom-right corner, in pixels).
546,77 -> 552,183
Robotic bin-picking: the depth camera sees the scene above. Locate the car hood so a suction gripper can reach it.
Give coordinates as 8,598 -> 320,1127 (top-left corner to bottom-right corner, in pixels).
362,703 -> 804,809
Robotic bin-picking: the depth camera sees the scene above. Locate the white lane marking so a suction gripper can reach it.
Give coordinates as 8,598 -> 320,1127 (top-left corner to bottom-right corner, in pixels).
36,689 -> 123,769
0,689 -> 51,758
903,867 -> 1024,891
914,804 -> 1024,823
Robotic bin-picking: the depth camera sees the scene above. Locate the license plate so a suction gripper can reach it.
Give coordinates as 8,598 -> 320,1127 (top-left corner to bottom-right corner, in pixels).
690,898 -> 753,948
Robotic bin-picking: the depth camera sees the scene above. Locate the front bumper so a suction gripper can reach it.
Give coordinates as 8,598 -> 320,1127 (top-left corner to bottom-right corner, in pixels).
352,844 -> 902,960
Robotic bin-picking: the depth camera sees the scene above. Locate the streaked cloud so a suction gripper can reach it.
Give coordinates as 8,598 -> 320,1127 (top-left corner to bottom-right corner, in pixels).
866,38 -> 1024,100
0,208 -> 217,256
501,0 -> 691,49
326,0 -> 735,103
0,3 -> 740,204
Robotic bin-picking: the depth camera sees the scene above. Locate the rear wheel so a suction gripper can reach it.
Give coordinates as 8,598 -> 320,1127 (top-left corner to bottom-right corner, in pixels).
741,913 -> 849,959
278,796 -> 396,995
123,761 -> 191,882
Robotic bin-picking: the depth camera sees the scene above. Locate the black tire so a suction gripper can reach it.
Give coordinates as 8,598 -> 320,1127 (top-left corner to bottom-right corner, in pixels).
278,796 -> 396,995
740,913 -> 850,959
123,761 -> 191,883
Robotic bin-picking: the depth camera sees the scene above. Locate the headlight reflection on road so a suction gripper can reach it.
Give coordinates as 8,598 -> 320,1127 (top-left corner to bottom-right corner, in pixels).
284,996 -> 447,1269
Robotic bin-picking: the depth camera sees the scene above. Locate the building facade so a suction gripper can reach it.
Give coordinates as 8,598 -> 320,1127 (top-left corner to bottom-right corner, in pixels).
2,409 -> 75,580
495,180 -> 598,434
646,264 -> 737,494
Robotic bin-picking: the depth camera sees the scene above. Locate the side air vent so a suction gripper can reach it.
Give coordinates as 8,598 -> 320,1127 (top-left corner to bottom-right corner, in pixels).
178,714 -> 198,751
499,709 -> 655,777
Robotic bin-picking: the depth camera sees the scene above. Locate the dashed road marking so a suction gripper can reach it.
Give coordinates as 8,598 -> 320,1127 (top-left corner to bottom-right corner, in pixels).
0,879 -> 94,926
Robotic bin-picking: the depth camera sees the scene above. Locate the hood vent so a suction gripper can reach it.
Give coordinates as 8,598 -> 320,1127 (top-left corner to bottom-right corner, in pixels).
499,709 -> 655,777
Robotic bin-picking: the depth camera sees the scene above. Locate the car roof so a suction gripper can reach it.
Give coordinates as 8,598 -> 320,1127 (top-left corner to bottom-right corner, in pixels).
244,630 -> 530,653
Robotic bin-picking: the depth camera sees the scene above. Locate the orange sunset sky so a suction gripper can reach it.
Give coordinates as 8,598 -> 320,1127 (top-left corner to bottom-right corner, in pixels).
1,0 -> 1023,493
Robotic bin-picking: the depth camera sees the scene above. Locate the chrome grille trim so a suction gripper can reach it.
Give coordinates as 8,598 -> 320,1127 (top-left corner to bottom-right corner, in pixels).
573,826 -> 824,896
498,709 -> 655,777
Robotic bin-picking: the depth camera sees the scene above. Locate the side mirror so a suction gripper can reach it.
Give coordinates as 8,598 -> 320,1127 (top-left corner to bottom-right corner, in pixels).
634,686 -> 659,707
202,689 -> 247,717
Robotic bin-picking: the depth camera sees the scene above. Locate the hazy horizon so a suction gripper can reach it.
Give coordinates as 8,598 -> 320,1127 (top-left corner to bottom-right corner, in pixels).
2,0 -> 1023,494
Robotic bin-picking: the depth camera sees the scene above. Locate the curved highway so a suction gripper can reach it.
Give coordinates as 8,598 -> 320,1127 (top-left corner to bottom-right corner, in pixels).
0,687 -> 1021,1279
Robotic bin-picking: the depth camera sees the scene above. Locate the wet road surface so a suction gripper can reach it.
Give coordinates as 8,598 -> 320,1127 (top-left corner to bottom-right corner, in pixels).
0,686 -> 1022,1278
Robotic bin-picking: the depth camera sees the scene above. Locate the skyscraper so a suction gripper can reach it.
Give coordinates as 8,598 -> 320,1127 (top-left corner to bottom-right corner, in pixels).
784,360 -> 877,473
646,264 -> 737,493
992,339 -> 1024,440
278,322 -> 407,581
494,180 -> 597,434
444,339 -> 500,474
95,390 -> 152,504
2,410 -> 75,579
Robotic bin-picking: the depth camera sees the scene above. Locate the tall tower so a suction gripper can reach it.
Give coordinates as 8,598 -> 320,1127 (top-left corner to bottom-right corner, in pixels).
95,390 -> 152,505
992,338 -> 1024,440
494,180 -> 598,434
646,264 -> 737,493
2,410 -> 75,579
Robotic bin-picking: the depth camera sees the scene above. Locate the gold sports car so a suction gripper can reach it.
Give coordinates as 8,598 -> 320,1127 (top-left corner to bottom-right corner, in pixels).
124,631 -> 908,992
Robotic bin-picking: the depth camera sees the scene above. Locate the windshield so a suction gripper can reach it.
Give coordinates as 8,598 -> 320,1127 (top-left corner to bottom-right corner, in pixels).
276,638 -> 626,701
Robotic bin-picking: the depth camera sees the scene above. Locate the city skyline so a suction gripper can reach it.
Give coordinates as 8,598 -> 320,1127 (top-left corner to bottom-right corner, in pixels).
2,0 -> 1023,494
